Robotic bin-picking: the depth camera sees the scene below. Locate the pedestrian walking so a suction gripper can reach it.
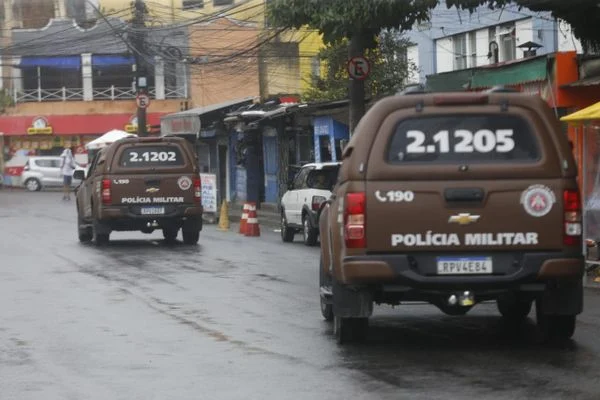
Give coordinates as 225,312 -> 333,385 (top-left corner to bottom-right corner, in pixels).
60,147 -> 76,201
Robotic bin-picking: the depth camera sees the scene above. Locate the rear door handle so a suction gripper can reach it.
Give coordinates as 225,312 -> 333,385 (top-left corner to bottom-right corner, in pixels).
444,188 -> 485,203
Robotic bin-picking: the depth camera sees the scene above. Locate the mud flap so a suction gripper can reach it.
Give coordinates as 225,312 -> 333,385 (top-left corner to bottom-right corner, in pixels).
332,280 -> 373,318
538,279 -> 583,316
93,220 -> 111,235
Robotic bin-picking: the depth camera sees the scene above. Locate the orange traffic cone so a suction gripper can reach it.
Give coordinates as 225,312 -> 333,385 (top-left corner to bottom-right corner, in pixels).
244,205 -> 261,237
239,203 -> 250,234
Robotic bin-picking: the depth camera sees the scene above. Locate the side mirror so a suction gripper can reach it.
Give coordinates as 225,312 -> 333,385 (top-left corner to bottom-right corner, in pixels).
73,170 -> 85,180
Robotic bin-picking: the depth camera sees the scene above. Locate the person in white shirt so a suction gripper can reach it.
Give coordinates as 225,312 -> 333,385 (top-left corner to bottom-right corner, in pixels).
60,147 -> 76,200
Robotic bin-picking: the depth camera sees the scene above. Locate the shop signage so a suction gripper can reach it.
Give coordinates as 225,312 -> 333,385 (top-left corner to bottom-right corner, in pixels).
160,115 -> 201,136
27,117 -> 53,135
125,115 -> 151,133
200,173 -> 218,213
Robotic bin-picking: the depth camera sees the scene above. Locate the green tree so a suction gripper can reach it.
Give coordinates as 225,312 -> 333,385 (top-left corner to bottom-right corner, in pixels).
267,0 -> 437,133
304,30 -> 416,103
447,0 -> 600,52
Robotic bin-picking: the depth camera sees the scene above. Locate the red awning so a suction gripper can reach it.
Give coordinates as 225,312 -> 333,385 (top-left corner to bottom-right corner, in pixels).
0,113 -> 165,136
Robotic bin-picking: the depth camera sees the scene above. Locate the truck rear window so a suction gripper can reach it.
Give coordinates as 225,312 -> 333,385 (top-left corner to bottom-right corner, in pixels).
387,114 -> 539,164
119,146 -> 185,168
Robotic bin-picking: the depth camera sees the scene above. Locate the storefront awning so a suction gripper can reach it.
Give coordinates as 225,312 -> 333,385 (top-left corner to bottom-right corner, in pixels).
92,55 -> 135,67
426,69 -> 474,92
470,56 -> 548,89
560,101 -> 600,122
0,113 -> 166,136
19,56 -> 81,69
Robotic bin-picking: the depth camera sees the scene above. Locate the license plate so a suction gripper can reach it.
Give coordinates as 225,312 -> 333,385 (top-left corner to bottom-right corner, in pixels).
141,206 -> 165,215
436,257 -> 493,275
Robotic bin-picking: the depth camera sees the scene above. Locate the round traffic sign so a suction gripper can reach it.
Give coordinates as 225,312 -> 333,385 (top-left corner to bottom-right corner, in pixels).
347,56 -> 371,80
136,94 -> 150,109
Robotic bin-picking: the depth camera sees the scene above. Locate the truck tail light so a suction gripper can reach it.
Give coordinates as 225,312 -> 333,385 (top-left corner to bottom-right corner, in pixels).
311,195 -> 327,211
563,189 -> 582,246
101,179 -> 111,205
193,177 -> 201,204
344,192 -> 366,248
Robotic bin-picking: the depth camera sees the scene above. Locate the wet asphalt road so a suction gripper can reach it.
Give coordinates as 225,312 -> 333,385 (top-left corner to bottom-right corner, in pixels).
2,190 -> 600,400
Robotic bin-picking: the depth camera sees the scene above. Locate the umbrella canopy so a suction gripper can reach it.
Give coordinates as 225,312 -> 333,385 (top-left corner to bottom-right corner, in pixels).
85,129 -> 137,150
561,101 -> 600,122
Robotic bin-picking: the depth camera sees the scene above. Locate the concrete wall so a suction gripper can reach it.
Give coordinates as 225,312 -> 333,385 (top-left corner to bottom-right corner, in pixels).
4,99 -> 183,116
187,18 -> 260,107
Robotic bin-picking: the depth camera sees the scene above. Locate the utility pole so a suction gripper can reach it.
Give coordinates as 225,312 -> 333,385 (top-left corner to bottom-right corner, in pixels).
132,0 -> 148,136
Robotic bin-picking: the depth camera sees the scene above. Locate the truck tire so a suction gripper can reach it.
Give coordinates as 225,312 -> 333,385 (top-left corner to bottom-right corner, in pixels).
497,295 -> 532,322
77,212 -> 92,243
319,256 -> 333,322
536,300 -> 576,342
182,229 -> 199,245
280,212 -> 295,243
162,228 -> 178,243
302,216 -> 318,247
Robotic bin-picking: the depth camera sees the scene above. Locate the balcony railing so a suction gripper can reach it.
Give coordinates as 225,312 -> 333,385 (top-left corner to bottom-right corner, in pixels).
93,86 -> 136,100
15,87 -> 85,103
13,85 -> 187,103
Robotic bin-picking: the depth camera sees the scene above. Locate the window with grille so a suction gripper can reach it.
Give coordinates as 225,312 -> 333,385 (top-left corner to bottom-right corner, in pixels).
453,34 -> 467,70
213,0 -> 234,6
182,0 -> 204,9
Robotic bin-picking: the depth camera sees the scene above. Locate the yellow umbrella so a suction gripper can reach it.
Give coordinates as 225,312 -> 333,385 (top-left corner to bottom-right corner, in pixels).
561,101 -> 600,122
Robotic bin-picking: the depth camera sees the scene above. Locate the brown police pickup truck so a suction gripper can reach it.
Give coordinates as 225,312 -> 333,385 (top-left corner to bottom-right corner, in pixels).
74,136 -> 203,245
319,89 -> 584,344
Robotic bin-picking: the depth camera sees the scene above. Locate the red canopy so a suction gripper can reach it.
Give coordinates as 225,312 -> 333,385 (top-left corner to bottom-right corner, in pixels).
0,113 -> 165,136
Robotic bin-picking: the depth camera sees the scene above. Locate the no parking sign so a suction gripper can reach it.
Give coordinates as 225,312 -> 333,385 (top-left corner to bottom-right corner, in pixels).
347,56 -> 371,81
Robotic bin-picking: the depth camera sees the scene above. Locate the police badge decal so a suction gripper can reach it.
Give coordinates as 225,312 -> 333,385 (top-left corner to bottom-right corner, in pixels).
520,184 -> 556,217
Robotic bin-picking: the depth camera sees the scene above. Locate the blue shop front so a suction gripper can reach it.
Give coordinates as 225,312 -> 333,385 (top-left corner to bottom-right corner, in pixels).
313,116 -> 349,162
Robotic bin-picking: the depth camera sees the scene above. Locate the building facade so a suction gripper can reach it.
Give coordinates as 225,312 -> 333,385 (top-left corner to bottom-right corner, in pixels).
405,2 -> 582,85
0,2 -> 188,177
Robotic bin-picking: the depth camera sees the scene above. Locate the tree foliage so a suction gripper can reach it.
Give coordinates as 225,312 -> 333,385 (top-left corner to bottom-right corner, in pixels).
304,31 -> 416,102
267,0 -> 437,46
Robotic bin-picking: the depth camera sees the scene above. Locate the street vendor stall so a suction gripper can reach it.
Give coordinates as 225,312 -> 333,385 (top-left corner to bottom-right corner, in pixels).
85,129 -> 137,164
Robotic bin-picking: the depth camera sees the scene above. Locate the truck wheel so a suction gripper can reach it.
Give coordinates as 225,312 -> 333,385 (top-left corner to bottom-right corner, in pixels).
319,256 -> 333,322
77,212 -> 92,243
334,316 -> 369,344
302,216 -> 318,247
536,300 -> 576,342
497,295 -> 532,322
162,228 -> 178,243
182,229 -> 199,245
280,212 -> 295,243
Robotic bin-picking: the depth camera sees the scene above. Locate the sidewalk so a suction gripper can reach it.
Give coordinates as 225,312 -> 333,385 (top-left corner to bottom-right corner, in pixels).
227,202 -> 281,230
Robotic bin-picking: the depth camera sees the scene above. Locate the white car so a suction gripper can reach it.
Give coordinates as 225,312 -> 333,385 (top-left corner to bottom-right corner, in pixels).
21,156 -> 85,192
280,162 -> 341,246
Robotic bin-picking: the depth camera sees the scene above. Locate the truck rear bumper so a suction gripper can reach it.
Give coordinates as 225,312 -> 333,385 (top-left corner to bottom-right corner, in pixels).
100,205 -> 202,219
97,205 -> 203,232
340,252 -> 584,289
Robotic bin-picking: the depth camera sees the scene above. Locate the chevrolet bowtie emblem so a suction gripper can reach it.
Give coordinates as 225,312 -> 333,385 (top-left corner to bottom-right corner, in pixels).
448,213 -> 480,225
146,187 -> 160,193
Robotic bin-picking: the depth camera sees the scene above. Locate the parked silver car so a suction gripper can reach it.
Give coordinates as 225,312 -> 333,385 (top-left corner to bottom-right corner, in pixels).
21,156 -> 84,192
